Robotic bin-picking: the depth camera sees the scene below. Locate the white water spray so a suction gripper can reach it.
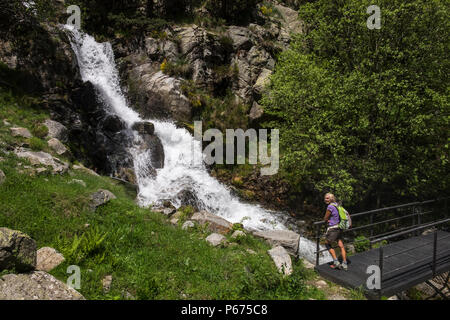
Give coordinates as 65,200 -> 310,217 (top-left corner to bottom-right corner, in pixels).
64,25 -> 331,263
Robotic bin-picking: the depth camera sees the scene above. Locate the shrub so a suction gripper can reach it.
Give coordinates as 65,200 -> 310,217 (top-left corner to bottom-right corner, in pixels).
57,226 -> 108,265
28,137 -> 47,151
354,236 -> 370,253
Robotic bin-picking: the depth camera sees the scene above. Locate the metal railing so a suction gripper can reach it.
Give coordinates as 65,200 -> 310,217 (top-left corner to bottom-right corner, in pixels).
314,197 -> 449,266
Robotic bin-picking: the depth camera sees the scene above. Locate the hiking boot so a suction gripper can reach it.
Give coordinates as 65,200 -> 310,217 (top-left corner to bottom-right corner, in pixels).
330,260 -> 341,270
341,261 -> 348,271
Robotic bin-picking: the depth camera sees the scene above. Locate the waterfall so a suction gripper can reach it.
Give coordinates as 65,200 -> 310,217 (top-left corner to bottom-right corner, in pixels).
64,25 -> 331,263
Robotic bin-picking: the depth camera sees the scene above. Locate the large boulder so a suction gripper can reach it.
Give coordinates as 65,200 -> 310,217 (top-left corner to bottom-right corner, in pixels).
0,271 -> 85,300
44,119 -> 68,143
128,70 -> 192,122
138,133 -> 165,169
253,68 -> 272,95
90,189 -> 117,211
0,227 -> 37,272
36,247 -> 65,272
205,233 -> 227,247
47,138 -> 68,156
252,229 -> 300,256
227,26 -> 253,51
10,127 -> 32,138
268,246 -> 292,276
14,147 -> 69,174
191,211 -> 232,235
132,121 -> 155,136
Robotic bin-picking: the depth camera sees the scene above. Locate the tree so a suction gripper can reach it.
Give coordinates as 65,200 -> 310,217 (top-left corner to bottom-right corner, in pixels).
261,0 -> 449,207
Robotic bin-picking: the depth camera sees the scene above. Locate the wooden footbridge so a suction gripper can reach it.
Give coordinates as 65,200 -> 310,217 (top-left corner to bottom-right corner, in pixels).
313,198 -> 450,299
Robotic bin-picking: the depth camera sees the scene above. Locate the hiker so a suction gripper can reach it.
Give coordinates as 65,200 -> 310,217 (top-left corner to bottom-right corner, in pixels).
323,193 -> 348,271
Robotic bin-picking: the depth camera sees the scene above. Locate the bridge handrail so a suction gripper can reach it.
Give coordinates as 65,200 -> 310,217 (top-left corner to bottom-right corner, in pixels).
313,198 -> 448,226
371,217 -> 450,244
313,197 -> 449,266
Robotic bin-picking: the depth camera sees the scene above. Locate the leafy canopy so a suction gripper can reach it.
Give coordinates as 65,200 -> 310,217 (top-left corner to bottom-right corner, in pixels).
262,0 -> 449,206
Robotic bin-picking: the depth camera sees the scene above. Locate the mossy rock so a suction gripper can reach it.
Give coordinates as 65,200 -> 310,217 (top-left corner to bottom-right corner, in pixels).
0,227 -> 37,272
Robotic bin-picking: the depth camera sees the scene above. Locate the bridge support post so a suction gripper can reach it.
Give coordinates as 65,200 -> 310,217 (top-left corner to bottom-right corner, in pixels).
432,231 -> 438,277
316,224 -> 321,266
378,246 -> 384,299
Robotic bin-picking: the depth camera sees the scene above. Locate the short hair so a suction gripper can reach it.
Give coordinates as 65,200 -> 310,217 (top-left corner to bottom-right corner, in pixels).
325,193 -> 336,202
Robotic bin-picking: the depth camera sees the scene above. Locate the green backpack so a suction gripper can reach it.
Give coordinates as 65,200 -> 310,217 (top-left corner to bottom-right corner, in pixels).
332,204 -> 352,230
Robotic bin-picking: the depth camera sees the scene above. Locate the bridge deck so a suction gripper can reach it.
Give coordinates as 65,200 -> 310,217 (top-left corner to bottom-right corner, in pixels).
315,231 -> 450,299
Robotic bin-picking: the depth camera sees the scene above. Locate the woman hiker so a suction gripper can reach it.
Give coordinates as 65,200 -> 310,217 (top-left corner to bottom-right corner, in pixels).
323,193 -> 348,271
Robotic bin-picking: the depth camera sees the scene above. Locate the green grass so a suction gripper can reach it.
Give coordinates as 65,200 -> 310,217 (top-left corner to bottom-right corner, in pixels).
0,90 -> 327,300
0,152 -> 325,299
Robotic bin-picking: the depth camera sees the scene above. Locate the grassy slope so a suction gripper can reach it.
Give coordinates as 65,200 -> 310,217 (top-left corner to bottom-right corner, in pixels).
0,89 -> 326,300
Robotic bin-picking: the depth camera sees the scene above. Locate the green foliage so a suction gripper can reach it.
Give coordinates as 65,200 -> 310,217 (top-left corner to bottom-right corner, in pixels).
262,0 -> 449,206
161,58 -> 193,78
205,0 -> 260,25
31,123 -> 48,139
57,226 -> 108,265
28,137 -> 47,151
354,236 -> 371,253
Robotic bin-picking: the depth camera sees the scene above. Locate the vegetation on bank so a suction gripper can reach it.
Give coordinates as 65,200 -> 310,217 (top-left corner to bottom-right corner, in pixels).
261,0 -> 449,208
0,89 -> 329,300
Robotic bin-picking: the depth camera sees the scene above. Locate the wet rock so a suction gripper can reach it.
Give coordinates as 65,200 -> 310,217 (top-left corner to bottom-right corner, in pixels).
175,189 -> 200,210
0,271 -> 84,300
116,167 -> 137,185
132,121 -> 155,135
44,119 -> 68,142
101,115 -> 126,133
10,127 -> 32,138
206,233 -> 227,247
47,138 -> 68,156
139,134 -> 165,169
252,230 -> 300,256
268,246 -> 292,276
90,189 -> 116,211
0,227 -> 37,272
191,211 -> 233,235
36,247 -> 65,272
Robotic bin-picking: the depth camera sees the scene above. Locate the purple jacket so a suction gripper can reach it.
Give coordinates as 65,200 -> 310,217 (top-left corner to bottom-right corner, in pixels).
327,203 -> 339,227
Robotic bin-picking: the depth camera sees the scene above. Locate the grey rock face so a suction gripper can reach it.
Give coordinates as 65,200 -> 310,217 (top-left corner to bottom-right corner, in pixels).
47,138 -> 68,156
90,189 -> 117,211
191,211 -> 233,235
44,119 -> 68,142
182,221 -> 195,230
252,230 -> 300,256
0,227 -> 37,272
249,102 -> 264,122
10,127 -> 32,138
0,271 -> 85,300
132,121 -> 155,135
14,147 -> 69,174
36,247 -> 65,272
268,246 -> 292,276
206,233 -> 227,247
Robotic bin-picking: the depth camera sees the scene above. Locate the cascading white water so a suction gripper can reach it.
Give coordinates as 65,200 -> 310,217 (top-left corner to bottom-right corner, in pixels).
65,25 -> 331,263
